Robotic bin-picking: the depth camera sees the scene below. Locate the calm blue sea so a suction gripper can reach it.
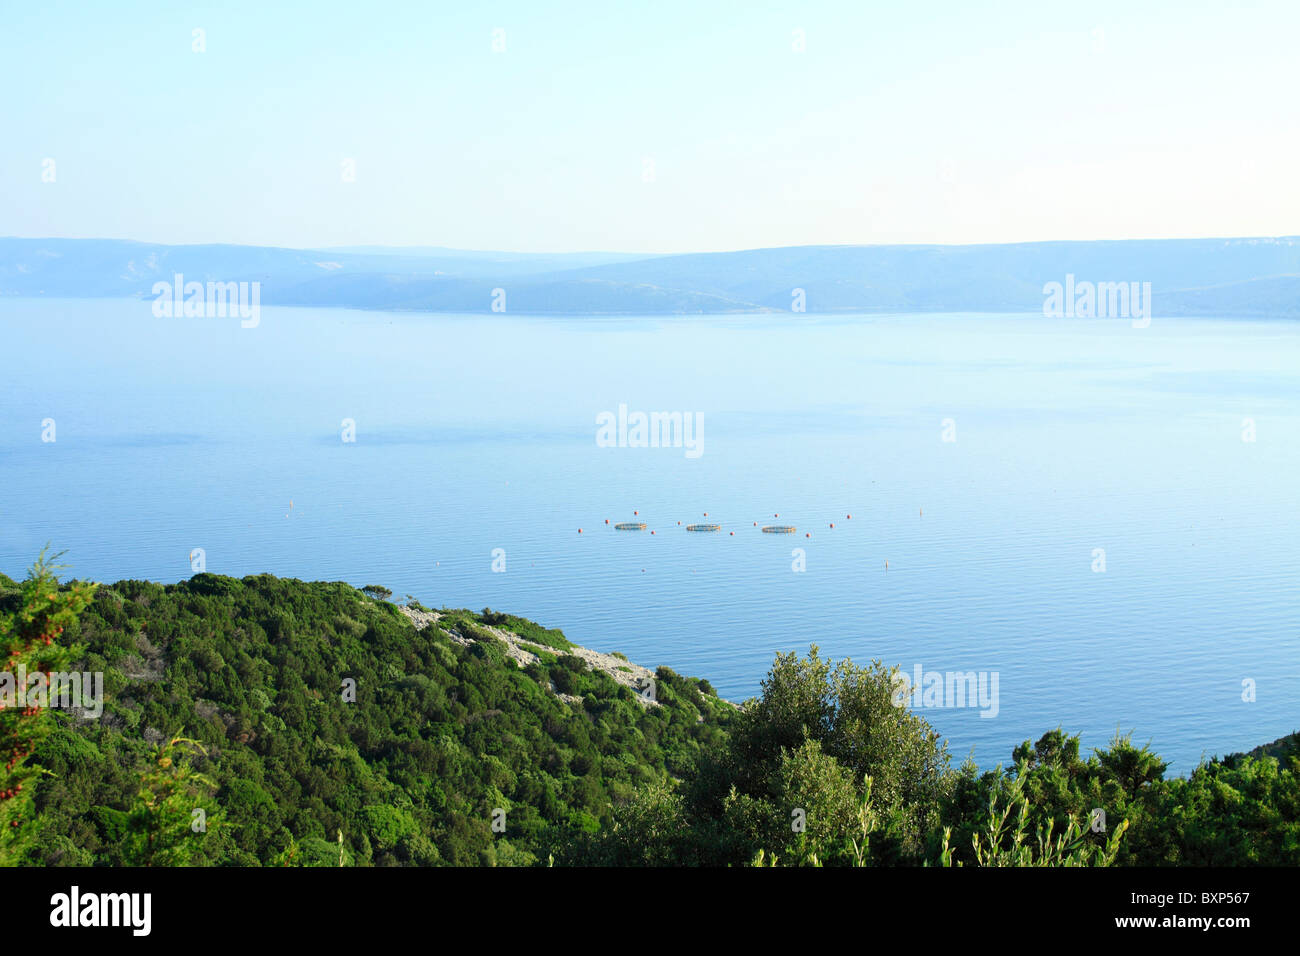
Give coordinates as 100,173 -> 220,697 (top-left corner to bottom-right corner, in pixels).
2,297 -> 1297,772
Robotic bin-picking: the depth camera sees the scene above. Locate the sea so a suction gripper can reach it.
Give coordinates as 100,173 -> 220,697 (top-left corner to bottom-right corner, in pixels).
2,296 -> 1296,772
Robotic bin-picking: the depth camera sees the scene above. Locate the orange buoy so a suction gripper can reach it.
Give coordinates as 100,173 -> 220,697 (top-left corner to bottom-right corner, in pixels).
774,513 -> 779,517
847,514 -> 852,519
634,510 -> 638,515
578,529 -> 583,533
605,519 -> 609,524
805,532 -> 811,537
830,523 -> 834,528
729,531 -> 734,536
704,512 -> 708,516
651,530 -> 655,534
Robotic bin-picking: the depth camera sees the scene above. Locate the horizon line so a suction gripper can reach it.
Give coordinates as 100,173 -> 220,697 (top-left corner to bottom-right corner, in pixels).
3,233 -> 1298,259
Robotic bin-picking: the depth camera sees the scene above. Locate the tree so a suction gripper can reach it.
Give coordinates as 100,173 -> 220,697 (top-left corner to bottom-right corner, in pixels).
0,551 -> 96,865
722,646 -> 951,858
1095,732 -> 1167,801
726,739 -> 863,866
601,781 -> 689,866
120,736 -> 226,866
939,772 -> 1128,867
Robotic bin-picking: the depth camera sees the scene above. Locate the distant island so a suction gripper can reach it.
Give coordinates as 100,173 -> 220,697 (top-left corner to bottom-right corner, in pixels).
2,235 -> 1298,317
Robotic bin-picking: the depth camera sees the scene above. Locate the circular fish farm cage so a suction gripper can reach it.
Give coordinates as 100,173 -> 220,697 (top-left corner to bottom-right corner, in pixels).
761,525 -> 797,534
614,522 -> 647,531
686,523 -> 721,532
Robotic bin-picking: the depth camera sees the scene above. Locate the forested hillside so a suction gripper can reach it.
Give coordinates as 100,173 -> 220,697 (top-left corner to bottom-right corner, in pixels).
2,566 -> 730,866
1,562 -> 1295,866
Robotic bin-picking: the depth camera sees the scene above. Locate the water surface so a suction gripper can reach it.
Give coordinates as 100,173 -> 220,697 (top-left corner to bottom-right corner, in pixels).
2,298 -> 1296,771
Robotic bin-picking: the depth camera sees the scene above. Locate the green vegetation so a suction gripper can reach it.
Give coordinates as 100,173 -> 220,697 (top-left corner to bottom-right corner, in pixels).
6,569 -> 727,866
1,562 -> 1295,867
0,552 -> 97,866
476,608 -> 572,652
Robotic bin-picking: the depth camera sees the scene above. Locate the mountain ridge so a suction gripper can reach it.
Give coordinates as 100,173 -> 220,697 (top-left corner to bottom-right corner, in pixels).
2,236 -> 1298,316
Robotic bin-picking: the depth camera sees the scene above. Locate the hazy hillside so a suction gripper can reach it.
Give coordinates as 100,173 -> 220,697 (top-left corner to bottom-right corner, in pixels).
544,238 -> 1300,315
2,236 -> 1297,316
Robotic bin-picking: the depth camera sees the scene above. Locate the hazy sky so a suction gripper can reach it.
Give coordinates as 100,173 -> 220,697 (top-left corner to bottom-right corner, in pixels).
4,0 -> 1297,253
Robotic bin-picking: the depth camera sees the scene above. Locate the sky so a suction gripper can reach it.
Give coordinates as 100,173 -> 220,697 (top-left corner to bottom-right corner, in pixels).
2,0 -> 1298,253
